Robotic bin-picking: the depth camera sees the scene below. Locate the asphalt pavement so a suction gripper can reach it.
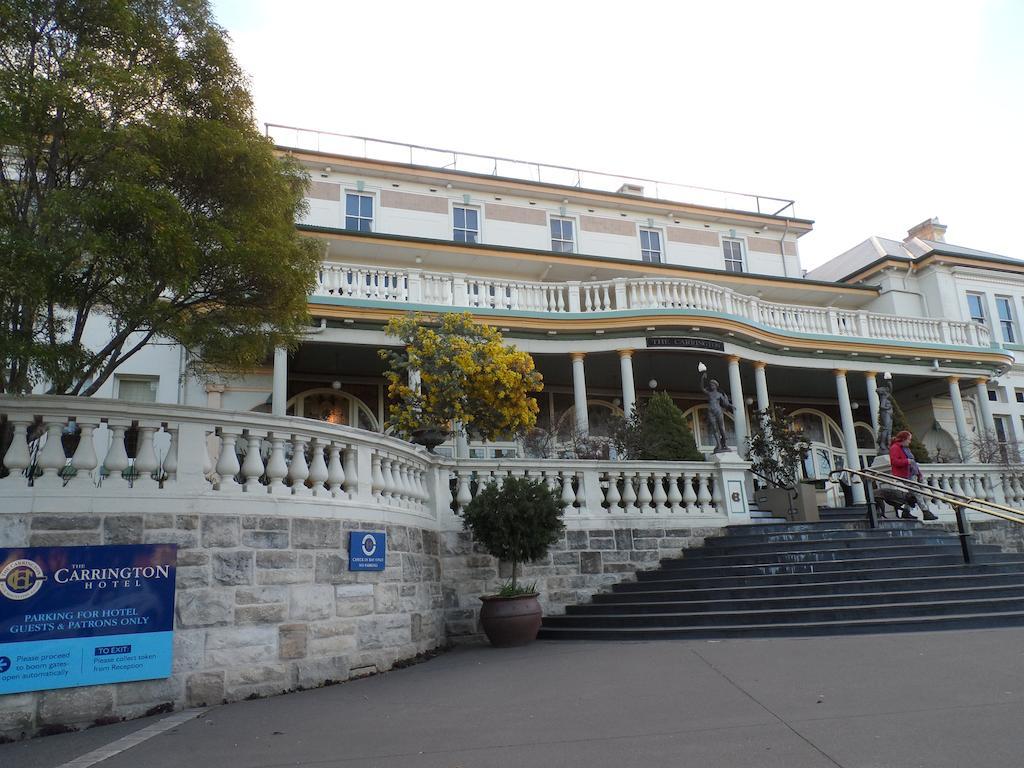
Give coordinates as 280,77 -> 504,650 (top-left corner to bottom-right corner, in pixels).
5,628 -> 1024,768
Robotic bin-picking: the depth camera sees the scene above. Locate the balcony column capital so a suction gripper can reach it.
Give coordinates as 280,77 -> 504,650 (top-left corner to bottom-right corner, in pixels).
570,352 -> 586,363
752,360 -> 767,371
616,349 -> 634,360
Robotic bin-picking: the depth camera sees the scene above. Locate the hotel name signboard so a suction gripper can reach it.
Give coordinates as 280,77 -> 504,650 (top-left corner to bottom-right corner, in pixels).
645,337 -> 725,352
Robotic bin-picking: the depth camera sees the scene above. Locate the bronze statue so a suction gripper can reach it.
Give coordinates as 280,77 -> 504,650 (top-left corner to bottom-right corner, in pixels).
876,374 -> 893,453
699,364 -> 734,453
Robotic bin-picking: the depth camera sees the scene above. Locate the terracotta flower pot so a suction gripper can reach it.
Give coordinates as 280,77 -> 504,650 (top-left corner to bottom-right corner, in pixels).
478,593 -> 542,647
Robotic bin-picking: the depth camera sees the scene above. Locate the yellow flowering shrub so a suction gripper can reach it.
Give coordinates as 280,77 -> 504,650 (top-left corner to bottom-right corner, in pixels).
380,313 -> 543,441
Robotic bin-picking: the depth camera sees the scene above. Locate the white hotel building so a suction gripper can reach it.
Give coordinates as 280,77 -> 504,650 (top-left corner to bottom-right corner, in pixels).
34,127 -> 1024,510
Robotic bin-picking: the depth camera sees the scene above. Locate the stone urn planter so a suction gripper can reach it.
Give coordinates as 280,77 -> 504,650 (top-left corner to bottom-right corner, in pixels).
410,426 -> 449,453
478,593 -> 543,647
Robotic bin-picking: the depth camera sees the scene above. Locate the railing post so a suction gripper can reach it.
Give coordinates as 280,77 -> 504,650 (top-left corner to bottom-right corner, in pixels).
856,310 -> 869,337
451,273 -> 468,307
953,505 -> 975,563
354,442 -> 375,502
863,476 -> 879,529
826,309 -> 839,335
578,465 -> 604,515
175,421 -> 211,491
939,320 -> 951,344
566,281 -> 581,312
612,278 -> 629,309
407,269 -> 424,303
966,324 -> 979,346
711,452 -> 750,521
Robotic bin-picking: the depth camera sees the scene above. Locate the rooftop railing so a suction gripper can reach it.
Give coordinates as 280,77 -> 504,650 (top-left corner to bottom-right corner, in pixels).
266,123 -> 798,218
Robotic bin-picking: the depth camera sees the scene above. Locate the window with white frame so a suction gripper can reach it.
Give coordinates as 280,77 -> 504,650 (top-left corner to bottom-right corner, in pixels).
640,228 -> 662,263
996,296 -> 1017,343
966,292 -> 986,325
115,375 -> 159,403
723,238 -> 745,272
550,217 -> 575,252
453,206 -> 479,243
345,192 -> 373,232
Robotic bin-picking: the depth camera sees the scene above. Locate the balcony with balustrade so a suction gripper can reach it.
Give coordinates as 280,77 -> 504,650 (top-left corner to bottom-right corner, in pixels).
309,259 -> 998,359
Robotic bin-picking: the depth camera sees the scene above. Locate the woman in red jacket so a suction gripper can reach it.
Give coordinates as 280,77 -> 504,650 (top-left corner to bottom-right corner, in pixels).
887,431 -> 937,520
889,430 -> 914,479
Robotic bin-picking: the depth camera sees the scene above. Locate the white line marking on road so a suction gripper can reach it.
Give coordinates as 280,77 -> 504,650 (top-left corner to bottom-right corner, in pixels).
56,708 -> 208,768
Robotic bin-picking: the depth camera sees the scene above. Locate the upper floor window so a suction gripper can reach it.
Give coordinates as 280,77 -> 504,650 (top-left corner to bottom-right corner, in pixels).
996,296 -> 1017,343
723,238 -> 745,272
966,292 -> 986,325
345,192 -> 373,232
115,375 -> 158,403
453,206 -> 479,244
640,228 -> 662,263
551,217 -> 575,253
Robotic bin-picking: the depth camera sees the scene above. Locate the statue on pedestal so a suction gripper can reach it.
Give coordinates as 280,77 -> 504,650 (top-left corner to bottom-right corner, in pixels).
876,374 -> 893,453
699,362 -> 734,453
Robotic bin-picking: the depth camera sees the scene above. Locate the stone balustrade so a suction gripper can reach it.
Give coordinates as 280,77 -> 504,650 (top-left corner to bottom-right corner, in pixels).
0,397 -> 748,527
0,396 -> 437,524
918,463 -> 1024,514
313,262 -> 992,348
447,460 -> 727,520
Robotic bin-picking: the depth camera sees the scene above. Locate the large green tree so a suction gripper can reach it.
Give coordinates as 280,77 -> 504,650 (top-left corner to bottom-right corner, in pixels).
0,0 -> 320,394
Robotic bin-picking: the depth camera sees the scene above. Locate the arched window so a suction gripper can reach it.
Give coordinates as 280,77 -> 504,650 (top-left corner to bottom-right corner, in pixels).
285,388 -> 379,432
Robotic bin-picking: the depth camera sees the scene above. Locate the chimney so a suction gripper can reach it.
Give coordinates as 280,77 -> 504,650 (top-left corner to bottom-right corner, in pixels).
905,217 -> 947,243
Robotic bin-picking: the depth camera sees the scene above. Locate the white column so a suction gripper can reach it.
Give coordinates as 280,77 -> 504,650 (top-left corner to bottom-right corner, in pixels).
975,377 -> 997,435
947,376 -> 971,461
571,352 -> 589,434
753,361 -> 769,414
618,350 -> 636,417
272,347 -> 288,417
835,369 -> 866,504
726,356 -> 748,453
865,371 -> 880,439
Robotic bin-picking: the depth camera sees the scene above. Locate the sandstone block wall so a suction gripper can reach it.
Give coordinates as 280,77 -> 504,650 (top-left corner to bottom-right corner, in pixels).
0,512 -> 444,742
441,524 -> 719,639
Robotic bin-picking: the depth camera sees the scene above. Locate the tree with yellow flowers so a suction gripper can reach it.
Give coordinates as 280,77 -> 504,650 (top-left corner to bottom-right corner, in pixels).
380,313 -> 543,449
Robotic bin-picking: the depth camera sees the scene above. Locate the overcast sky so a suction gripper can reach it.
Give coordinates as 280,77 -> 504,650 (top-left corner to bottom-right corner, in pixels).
212,0 -> 1023,271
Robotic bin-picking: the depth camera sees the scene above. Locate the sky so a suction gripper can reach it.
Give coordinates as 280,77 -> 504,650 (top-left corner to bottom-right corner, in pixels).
211,0 -> 1024,271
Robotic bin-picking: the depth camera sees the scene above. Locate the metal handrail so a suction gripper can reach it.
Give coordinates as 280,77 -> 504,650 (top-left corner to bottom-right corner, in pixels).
831,466 -> 1024,564
849,467 -> 1024,526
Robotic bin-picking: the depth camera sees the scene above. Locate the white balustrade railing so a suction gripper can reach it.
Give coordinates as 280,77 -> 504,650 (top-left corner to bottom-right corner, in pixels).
917,463 -> 1024,516
445,460 -> 726,518
0,396 -> 434,519
313,262 -> 991,348
1,398 -> 750,526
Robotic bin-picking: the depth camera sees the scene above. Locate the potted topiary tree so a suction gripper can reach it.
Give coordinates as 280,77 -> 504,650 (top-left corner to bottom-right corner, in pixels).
460,475 -> 565,647
747,406 -> 815,520
380,313 -> 543,451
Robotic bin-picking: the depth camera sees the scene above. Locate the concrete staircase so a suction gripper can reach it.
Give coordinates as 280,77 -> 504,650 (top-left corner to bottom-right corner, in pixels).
539,519 -> 1024,640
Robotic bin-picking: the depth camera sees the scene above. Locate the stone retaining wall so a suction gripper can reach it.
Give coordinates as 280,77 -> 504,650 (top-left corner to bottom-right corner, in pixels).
441,523 -> 720,639
0,512 -> 444,742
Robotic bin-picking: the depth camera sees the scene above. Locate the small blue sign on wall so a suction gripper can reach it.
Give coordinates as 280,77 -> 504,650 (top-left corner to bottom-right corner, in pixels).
348,532 -> 386,571
0,544 -> 177,695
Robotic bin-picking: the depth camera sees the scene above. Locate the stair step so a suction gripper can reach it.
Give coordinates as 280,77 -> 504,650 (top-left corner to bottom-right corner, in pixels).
626,561 -> 1024,589
725,520 -> 919,535
711,528 -> 940,547
544,595 -> 1024,628
570,584 -> 1024,614
601,571 -> 1024,602
537,610 -> 1024,640
657,549 -> 1003,573
698,534 -> 964,556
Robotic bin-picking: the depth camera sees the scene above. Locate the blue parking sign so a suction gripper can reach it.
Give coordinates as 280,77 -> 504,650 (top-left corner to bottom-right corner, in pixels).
348,532 -> 386,571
